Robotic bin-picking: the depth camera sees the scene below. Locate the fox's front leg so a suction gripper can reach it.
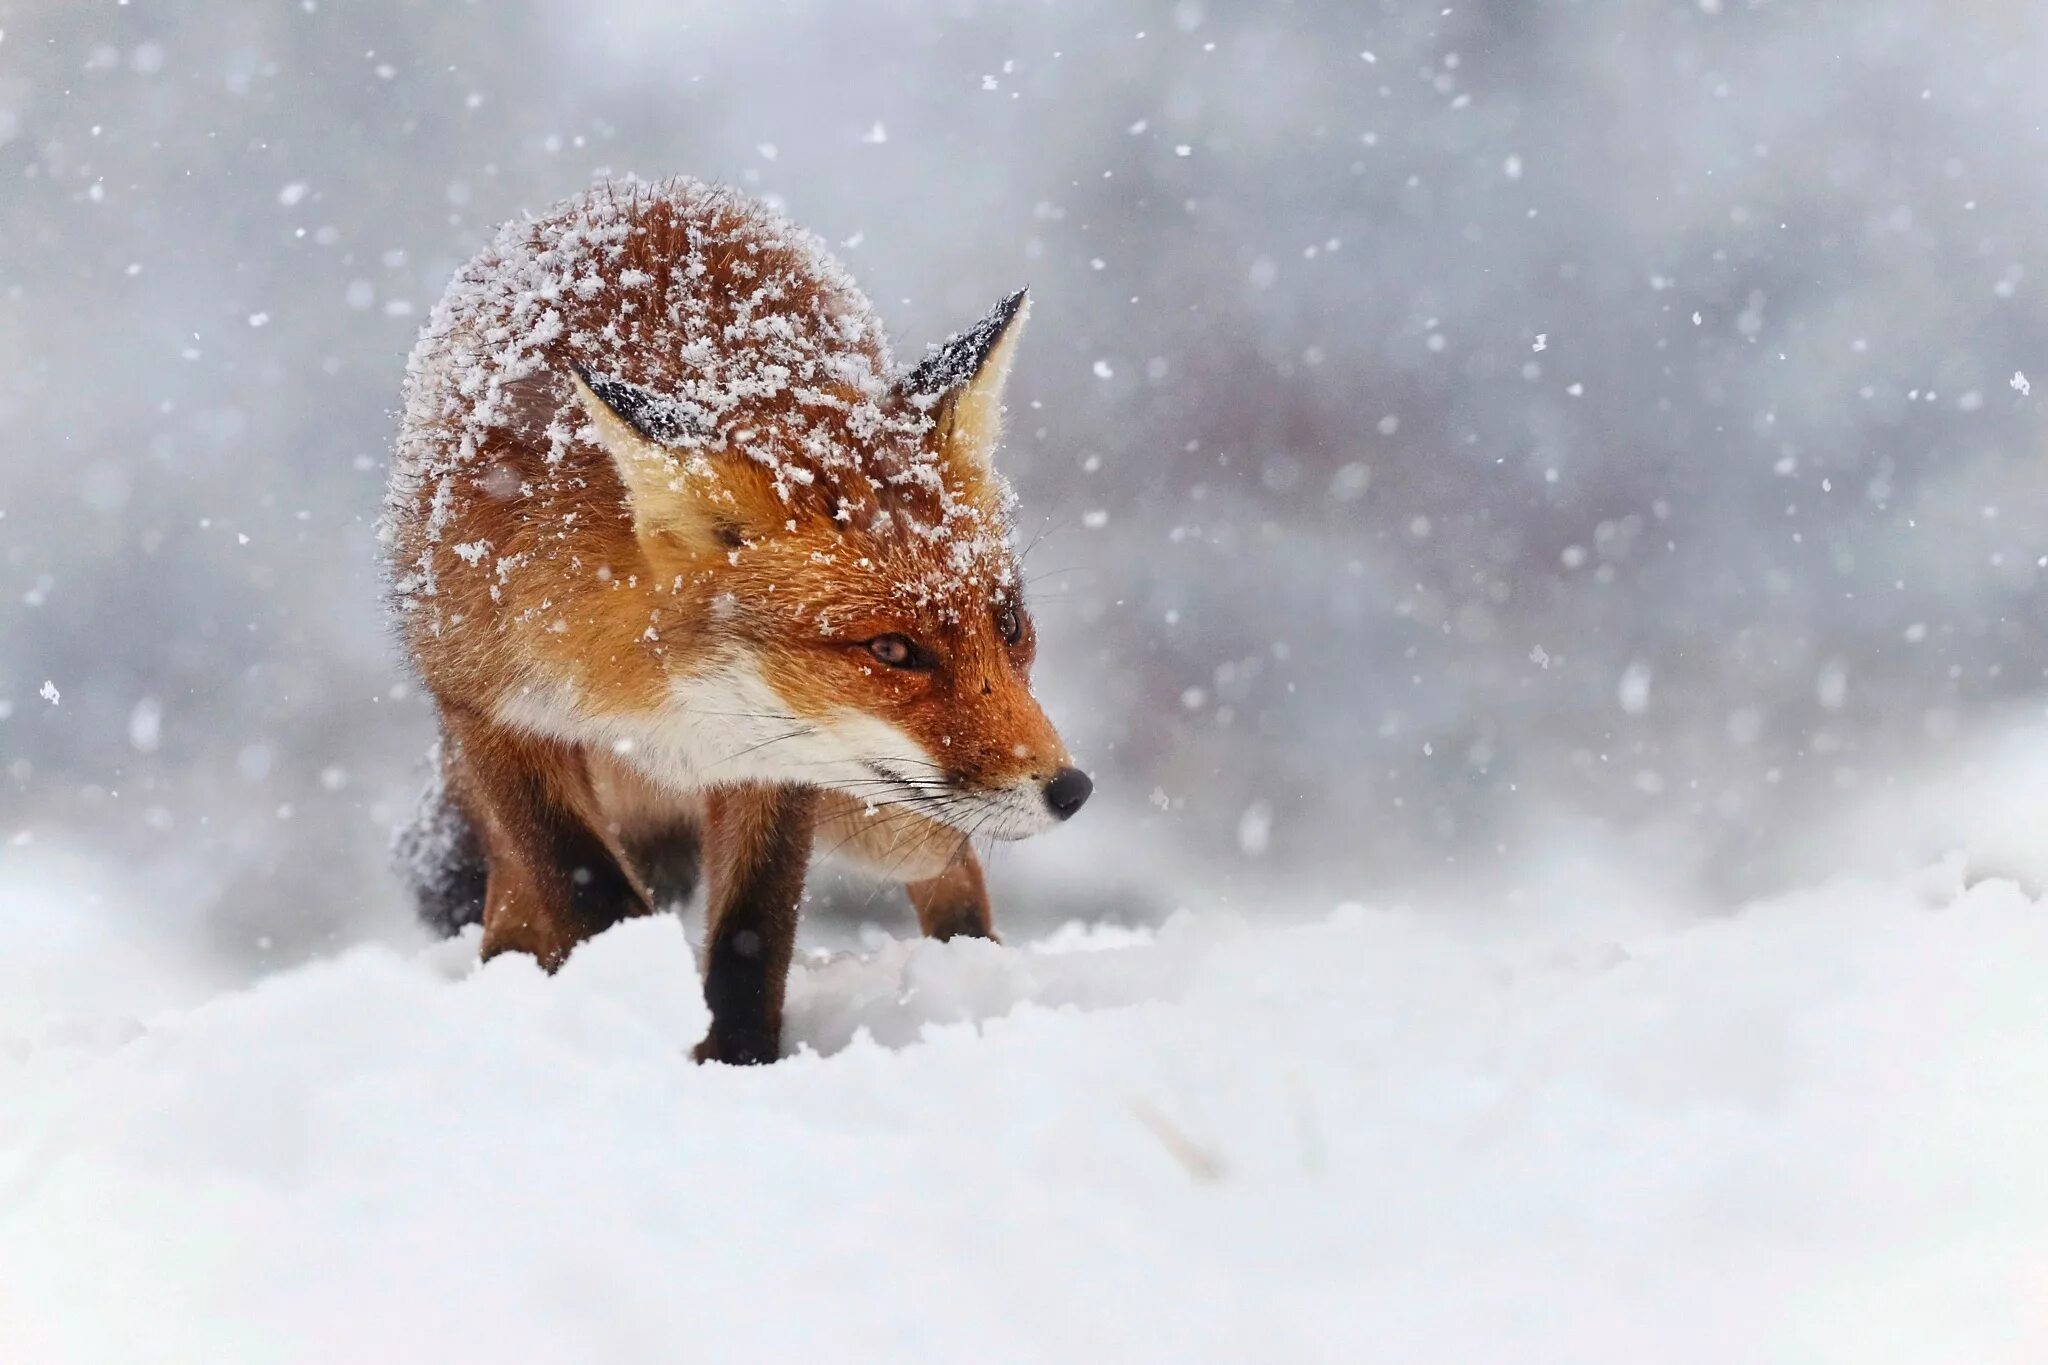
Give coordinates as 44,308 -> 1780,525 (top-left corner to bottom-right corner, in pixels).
905,845 -> 996,942
694,783 -> 818,1065
440,708 -> 652,971
810,793 -> 997,942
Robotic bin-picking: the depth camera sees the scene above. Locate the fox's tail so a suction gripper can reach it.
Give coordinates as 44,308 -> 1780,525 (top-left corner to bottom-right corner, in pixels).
392,745 -> 488,937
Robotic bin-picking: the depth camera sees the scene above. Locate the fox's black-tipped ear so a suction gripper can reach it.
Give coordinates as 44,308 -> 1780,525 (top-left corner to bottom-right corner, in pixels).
899,289 -> 1030,492
572,368 -> 742,556
903,288 -> 1029,404
571,367 -> 715,448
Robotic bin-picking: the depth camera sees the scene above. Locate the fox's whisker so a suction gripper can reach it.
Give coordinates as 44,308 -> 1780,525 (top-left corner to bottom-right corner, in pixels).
706,725 -> 817,768
1025,565 -> 1088,588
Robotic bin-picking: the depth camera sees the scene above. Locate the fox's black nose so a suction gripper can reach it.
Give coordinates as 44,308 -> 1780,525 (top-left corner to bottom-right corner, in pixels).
1042,766 -> 1093,820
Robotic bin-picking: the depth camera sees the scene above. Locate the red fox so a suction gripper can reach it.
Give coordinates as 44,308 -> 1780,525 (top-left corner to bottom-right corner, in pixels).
384,179 -> 1089,1063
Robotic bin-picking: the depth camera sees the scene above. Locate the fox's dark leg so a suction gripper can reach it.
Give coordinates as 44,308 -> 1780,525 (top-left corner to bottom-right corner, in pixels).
623,815 -> 703,912
585,752 -> 704,914
694,784 -> 817,1065
438,707 -> 653,971
905,844 -> 997,942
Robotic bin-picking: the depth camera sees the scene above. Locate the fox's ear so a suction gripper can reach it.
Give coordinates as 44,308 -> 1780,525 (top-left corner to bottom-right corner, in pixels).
576,369 -> 716,450
572,369 -> 753,555
900,288 -> 1029,495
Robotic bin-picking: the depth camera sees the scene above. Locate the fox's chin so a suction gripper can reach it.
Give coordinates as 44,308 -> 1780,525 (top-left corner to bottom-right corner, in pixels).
932,788 -> 1062,842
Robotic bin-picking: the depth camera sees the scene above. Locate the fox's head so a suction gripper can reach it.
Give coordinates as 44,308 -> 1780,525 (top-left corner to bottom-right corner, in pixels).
572,289 -> 1089,839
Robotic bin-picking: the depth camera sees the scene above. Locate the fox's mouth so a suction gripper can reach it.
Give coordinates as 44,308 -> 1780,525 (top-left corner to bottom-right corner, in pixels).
857,760 -> 1054,841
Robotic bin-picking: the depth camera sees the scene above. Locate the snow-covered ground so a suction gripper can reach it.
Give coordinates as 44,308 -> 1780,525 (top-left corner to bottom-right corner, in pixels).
4,844 -> 2046,1363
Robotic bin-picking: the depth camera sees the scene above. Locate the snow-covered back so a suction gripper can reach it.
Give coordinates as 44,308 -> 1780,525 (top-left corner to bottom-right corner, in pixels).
387,177 -> 1018,630
392,177 -> 893,498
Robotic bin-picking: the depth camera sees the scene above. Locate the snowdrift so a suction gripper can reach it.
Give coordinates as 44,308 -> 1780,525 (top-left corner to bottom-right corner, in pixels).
4,866 -> 2046,1363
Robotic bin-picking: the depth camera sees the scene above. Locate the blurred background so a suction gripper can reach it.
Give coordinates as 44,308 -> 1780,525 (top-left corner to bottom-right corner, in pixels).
6,0 -> 2048,981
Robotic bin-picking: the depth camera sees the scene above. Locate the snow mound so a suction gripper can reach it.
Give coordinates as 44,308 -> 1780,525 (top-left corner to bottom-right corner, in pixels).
5,873 -> 2047,1363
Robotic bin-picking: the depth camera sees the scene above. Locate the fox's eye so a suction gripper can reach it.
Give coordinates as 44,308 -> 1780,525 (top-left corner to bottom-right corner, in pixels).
867,634 -> 925,669
996,606 -> 1023,645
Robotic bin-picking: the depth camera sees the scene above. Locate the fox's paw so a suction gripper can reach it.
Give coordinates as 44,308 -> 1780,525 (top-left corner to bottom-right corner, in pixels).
692,1025 -> 779,1066
924,914 -> 998,944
